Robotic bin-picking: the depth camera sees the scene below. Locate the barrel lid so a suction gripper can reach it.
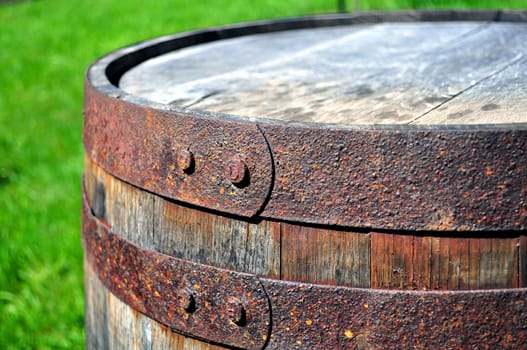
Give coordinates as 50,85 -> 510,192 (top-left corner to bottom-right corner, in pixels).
120,18 -> 527,126
84,10 -> 527,231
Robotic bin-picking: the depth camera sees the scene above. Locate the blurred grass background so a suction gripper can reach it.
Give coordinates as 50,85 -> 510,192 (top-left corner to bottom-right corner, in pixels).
0,0 -> 524,348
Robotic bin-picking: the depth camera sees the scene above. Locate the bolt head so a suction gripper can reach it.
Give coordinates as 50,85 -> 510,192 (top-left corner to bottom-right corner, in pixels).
226,155 -> 248,186
177,148 -> 194,173
176,289 -> 195,313
225,297 -> 246,326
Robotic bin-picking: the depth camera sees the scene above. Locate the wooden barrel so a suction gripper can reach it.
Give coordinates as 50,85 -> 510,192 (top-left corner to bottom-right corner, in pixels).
82,10 -> 527,349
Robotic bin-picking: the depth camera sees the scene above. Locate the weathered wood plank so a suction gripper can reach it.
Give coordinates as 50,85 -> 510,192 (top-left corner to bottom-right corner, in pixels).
392,234 -> 413,289
447,237 -> 469,289
370,232 -> 393,289
245,220 -> 281,279
487,237 -> 519,288
371,233 -> 520,290
371,232 -> 417,289
84,156 -> 156,251
281,223 -> 370,287
414,57 -> 527,125
85,259 -> 110,350
107,289 -> 152,350
86,157 -> 281,276
468,237 -> 482,289
120,22 -> 527,125
412,235 -> 431,289
520,235 -> 527,287
178,23 -> 488,125
155,198 -> 247,270
155,198 -> 282,275
120,25 -> 372,103
431,236 -> 449,290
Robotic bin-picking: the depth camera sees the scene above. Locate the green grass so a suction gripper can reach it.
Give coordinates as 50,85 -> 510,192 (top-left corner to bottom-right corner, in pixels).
0,0 -> 525,349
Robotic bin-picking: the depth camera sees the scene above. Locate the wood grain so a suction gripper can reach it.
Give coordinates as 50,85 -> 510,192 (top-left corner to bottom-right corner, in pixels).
85,157 -> 281,276
156,198 -> 247,271
371,232 -> 520,290
84,157 -> 524,349
280,223 -> 370,287
84,159 -> 278,348
86,158 -> 522,291
120,22 -> 527,125
86,17 -> 527,349
245,220 -> 281,279
85,258 -> 110,350
520,235 -> 527,287
84,155 -> 156,250
413,56 -> 527,125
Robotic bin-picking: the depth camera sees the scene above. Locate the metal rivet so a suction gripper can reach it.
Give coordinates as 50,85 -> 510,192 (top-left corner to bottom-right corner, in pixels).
177,148 -> 194,173
176,289 -> 195,313
226,297 -> 246,326
225,155 -> 248,186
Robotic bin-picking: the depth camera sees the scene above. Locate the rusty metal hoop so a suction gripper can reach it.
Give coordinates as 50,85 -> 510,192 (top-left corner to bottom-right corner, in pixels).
84,9 -> 527,231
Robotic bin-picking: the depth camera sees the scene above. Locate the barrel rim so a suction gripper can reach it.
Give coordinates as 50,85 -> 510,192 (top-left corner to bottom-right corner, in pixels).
83,10 -> 527,230
86,9 -> 527,132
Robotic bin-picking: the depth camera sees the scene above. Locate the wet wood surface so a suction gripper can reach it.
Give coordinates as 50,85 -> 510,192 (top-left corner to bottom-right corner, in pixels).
121,22 -> 527,125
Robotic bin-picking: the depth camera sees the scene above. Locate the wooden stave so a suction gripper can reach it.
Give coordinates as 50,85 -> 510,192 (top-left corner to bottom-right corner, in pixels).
83,156 -> 526,349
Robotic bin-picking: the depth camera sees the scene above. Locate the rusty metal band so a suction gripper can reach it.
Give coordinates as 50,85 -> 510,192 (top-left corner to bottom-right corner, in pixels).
260,281 -> 527,349
82,189 -> 271,349
83,83 -> 273,218
84,10 -> 527,231
83,187 -> 527,349
257,125 -> 527,231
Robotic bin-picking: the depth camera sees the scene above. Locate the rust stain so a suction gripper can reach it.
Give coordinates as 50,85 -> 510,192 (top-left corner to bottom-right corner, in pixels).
83,9 -> 527,349
261,278 -> 527,349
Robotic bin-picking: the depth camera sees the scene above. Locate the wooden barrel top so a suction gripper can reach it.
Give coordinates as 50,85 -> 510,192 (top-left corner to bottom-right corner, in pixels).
120,20 -> 527,126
